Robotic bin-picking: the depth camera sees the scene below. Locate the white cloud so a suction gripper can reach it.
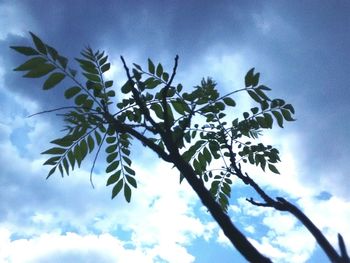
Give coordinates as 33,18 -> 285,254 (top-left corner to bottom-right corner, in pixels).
0,1 -> 36,40
0,90 -> 218,262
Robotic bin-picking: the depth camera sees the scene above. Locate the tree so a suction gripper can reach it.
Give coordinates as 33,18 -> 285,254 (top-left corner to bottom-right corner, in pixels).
11,32 -> 349,262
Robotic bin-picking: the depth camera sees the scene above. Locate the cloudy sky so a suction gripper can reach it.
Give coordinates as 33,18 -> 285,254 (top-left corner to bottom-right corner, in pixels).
1,1 -> 350,262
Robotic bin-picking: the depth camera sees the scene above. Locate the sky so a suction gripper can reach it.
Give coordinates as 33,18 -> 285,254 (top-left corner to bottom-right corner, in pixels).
0,0 -> 349,262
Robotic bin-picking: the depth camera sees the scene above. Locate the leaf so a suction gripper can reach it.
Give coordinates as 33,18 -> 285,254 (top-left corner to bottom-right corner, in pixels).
106,171 -> 121,186
64,86 -> 81,99
162,72 -> 169,82
150,103 -> 163,119
57,56 -> 68,69
67,150 -> 75,170
245,68 -> 255,87
156,63 -> 163,77
223,97 -> 236,107
133,63 -> 142,71
107,152 -> 118,163
105,80 -> 113,88
148,58 -> 155,74
268,164 -> 280,174
80,139 -> 88,160
171,100 -> 186,115
43,156 -> 60,165
75,94 -> 88,105
43,72 -> 65,90
106,161 -> 119,173
14,57 -> 47,71
95,131 -> 102,145
46,45 -> 58,60
106,144 -> 118,153
281,109 -> 295,121
83,73 -> 100,82
29,32 -> 47,54
41,147 -> 66,155
124,166 -> 135,175
62,157 -> 69,175
252,72 -> 260,87
126,175 -> 137,188
121,80 -> 133,94
272,111 -> 284,128
46,166 -> 56,179
111,179 -> 123,199
247,90 -> 261,103
87,135 -> 95,153
10,46 -> 39,56
24,63 -> 56,78
101,63 -> 110,73
122,156 -> 132,166
50,137 -> 72,147
124,183 -> 132,202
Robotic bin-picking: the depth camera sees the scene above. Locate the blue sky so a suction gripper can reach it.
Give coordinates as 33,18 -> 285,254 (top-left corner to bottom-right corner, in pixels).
0,1 -> 349,262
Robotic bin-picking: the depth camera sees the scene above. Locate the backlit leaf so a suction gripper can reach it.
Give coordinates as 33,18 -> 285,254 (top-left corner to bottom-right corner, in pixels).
64,86 -> 81,99
43,72 -> 65,90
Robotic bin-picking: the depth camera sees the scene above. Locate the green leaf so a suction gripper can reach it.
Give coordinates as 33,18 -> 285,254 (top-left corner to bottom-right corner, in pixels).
150,103 -> 163,119
50,137 -> 72,147
46,166 -> 56,179
83,73 -> 100,82
111,179 -> 123,199
223,97 -> 236,107
57,56 -> 68,69
46,45 -> 58,60
10,46 -> 39,56
41,147 -> 66,155
29,32 -> 47,54
272,111 -> 284,128
87,135 -> 95,153
68,150 -> 75,170
24,63 -> 56,78
124,183 -> 132,202
156,63 -> 163,78
122,156 -> 132,166
171,100 -> 186,115
121,80 -> 133,94
148,58 -> 155,74
62,157 -> 69,175
106,171 -> 121,186
14,57 -> 47,71
95,131 -> 102,145
106,161 -> 119,173
99,55 -> 108,66
43,156 -> 60,165
80,139 -> 88,160
106,144 -> 118,153
124,166 -> 135,175
101,63 -> 110,73
247,90 -> 261,103
268,163 -> 280,174
64,86 -> 81,99
252,72 -> 260,87
107,152 -> 118,163
245,68 -> 255,87
281,109 -> 295,121
105,80 -> 113,88
43,72 -> 65,90
162,72 -> 169,82
126,175 -> 137,188
75,94 -> 88,105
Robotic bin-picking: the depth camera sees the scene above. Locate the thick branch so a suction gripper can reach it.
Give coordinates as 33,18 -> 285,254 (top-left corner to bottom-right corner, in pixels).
227,146 -> 346,262
169,150 -> 272,263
